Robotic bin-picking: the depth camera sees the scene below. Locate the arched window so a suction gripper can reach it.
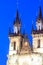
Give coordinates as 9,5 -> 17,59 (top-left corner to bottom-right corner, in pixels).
37,39 -> 40,48
20,41 -> 22,49
14,42 -> 16,50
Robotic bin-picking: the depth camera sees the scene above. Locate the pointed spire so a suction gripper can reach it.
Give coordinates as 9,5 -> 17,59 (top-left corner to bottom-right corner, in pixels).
16,10 -> 19,20
13,10 -> 21,25
38,6 -> 42,20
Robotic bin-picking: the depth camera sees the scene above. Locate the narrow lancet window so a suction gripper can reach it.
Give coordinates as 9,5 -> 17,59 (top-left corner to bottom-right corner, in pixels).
37,39 -> 40,48
20,41 -> 22,49
14,42 -> 16,50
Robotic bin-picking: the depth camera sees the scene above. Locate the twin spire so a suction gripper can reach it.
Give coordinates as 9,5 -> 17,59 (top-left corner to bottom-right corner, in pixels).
9,6 -> 43,35
13,10 -> 21,25
14,6 -> 42,26
38,6 -> 42,20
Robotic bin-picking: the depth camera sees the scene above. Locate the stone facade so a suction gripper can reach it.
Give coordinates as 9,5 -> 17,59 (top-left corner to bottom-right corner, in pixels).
6,7 -> 43,65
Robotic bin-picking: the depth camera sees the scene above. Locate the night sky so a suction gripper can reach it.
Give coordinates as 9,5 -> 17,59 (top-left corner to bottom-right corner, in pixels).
0,0 -> 43,65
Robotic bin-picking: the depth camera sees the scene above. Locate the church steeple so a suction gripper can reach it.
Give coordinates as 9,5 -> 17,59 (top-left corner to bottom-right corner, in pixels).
36,6 -> 43,31
14,10 -> 21,25
13,10 -> 21,34
38,6 -> 42,20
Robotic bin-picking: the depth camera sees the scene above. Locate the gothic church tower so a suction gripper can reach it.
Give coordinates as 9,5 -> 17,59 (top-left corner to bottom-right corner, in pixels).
32,7 -> 43,53
7,10 -> 32,65
7,10 -> 23,65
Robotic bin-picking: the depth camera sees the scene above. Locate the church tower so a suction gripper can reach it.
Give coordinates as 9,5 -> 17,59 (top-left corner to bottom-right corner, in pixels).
6,10 -> 32,65
7,10 -> 23,65
32,6 -> 43,53
9,10 -> 22,55
6,8 -> 43,65
13,10 -> 21,34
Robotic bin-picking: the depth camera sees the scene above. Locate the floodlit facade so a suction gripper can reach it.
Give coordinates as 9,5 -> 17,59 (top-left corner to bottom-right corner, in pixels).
7,7 -> 43,65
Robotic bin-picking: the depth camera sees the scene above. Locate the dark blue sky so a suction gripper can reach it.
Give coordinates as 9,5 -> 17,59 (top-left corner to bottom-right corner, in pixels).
0,0 -> 43,65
